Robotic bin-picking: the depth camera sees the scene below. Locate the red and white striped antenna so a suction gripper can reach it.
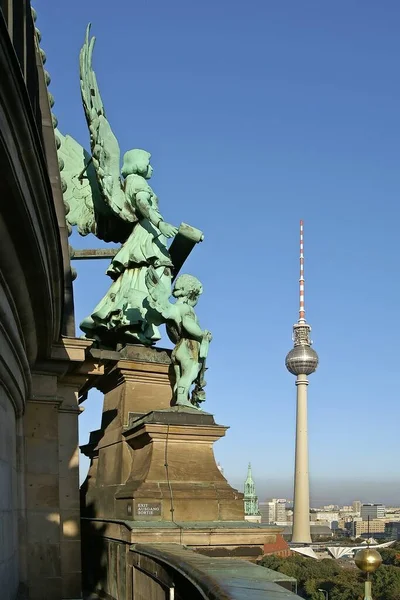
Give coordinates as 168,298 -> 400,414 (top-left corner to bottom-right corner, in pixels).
299,220 -> 306,323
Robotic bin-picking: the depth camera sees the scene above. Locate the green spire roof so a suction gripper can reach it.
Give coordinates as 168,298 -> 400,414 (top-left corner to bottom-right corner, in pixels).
243,462 -> 260,516
245,462 -> 253,484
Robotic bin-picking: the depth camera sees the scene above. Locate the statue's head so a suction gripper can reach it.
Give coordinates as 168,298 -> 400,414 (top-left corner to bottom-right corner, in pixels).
121,149 -> 152,179
173,274 -> 203,306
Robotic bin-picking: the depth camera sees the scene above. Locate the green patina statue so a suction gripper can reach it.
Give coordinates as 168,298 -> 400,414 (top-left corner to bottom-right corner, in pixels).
79,145 -> 177,346
146,269 -> 212,408
58,25 -> 211,408
59,26 -> 179,346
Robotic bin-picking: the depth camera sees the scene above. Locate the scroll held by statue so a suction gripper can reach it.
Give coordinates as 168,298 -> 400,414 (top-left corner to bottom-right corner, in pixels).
169,223 -> 204,280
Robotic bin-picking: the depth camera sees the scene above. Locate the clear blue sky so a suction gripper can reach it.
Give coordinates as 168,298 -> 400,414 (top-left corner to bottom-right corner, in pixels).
37,0 -> 400,505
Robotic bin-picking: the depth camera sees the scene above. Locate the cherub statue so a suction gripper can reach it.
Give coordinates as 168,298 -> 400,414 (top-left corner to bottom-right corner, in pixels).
57,25 -> 179,346
146,269 -> 212,409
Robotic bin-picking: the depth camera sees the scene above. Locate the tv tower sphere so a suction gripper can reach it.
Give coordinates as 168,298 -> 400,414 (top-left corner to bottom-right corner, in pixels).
285,329 -> 319,376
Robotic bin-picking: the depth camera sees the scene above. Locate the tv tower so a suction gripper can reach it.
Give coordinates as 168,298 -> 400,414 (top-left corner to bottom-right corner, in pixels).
285,220 -> 319,544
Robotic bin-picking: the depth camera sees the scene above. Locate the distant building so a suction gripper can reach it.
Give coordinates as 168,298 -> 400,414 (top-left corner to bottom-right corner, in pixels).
259,499 -> 287,524
341,516 -> 362,536
259,502 -> 275,524
354,519 -> 385,537
383,509 -> 400,522
282,525 -> 333,540
385,522 -> 400,540
243,463 -> 261,522
276,499 -> 287,522
263,536 -> 292,558
361,504 -> 385,521
315,512 -> 339,526
353,501 -> 362,514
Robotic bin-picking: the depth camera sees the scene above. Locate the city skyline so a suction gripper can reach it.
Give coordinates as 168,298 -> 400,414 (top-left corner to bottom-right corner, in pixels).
234,461 -> 400,507
233,475 -> 400,507
37,0 -> 400,502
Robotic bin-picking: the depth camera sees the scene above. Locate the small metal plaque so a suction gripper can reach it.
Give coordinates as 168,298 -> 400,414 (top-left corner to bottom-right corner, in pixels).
135,502 -> 162,517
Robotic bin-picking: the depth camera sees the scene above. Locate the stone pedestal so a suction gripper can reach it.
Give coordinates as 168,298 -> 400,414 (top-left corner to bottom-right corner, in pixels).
118,408 -> 243,522
81,346 -> 283,598
81,346 -> 177,519
82,405 -> 244,523
97,344 -> 173,417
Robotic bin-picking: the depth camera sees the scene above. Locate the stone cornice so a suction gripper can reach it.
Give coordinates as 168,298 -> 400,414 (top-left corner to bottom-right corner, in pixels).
35,33 -> 75,336
33,338 -> 101,381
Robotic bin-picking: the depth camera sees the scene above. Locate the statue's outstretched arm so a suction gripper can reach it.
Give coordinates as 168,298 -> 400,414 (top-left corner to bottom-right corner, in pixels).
135,192 -> 178,239
135,191 -> 163,227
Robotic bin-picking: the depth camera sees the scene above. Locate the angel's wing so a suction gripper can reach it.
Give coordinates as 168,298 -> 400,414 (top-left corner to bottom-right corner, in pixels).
57,131 -> 98,236
145,268 -> 180,324
57,131 -> 132,243
80,24 -> 136,223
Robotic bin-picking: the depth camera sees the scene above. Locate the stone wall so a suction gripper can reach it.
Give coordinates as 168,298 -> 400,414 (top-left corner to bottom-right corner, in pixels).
23,375 -> 82,599
21,342 -> 97,600
0,385 -> 19,599
0,2 -> 101,598
0,339 -> 96,600
0,1 -> 83,597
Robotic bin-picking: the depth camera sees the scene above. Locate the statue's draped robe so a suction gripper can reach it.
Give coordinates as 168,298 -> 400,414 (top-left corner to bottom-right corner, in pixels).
80,174 -> 173,344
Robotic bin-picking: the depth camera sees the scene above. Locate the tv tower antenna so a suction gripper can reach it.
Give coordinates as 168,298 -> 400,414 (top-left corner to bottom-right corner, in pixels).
299,219 -> 305,323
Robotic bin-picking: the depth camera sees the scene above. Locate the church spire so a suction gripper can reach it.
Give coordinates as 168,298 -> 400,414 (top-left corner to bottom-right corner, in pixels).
243,463 -> 260,517
245,462 -> 253,483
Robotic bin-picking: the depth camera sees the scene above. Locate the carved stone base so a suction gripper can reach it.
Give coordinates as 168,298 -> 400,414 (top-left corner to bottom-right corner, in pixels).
81,346 -> 245,522
82,407 -> 244,522
81,346 -> 175,517
115,408 -> 244,522
96,344 -> 174,419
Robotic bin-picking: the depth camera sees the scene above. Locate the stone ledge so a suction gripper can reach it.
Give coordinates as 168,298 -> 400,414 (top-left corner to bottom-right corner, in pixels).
126,407 -> 216,430
89,344 -> 172,365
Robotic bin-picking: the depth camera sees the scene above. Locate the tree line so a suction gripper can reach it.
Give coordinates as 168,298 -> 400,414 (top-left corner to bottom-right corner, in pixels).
259,543 -> 400,600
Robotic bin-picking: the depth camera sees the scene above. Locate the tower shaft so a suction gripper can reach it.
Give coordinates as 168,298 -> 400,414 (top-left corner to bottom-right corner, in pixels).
292,374 -> 311,543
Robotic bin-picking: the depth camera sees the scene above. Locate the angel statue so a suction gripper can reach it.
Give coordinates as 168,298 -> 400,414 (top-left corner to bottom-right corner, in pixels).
146,268 -> 212,409
57,25 -> 186,346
